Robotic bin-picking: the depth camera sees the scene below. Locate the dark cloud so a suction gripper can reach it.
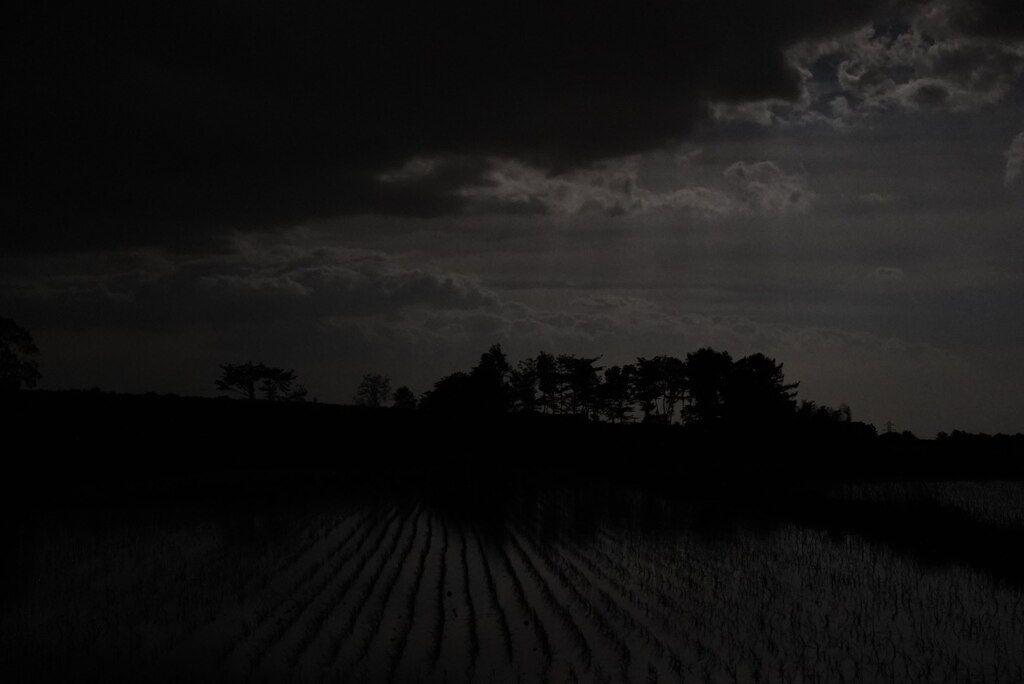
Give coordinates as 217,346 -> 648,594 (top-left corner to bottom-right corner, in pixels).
3,0 -> 894,251
954,0 -> 1024,38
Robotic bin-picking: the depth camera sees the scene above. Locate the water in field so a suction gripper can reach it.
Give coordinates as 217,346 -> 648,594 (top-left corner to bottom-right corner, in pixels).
4,482 -> 1024,683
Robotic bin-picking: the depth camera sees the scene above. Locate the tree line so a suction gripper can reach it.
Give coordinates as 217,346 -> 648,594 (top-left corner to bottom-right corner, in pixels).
2,312 -> 856,433
355,343 -> 862,430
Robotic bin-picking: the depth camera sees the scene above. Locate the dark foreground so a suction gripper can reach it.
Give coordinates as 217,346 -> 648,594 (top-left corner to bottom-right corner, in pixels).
3,391 -> 1024,682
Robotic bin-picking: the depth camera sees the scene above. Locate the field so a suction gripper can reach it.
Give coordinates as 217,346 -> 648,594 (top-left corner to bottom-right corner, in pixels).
3,481 -> 1024,683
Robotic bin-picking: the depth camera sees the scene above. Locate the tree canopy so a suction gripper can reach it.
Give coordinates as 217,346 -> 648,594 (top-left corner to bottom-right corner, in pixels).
0,317 -> 41,392
216,361 -> 307,401
392,385 -> 417,410
354,373 -> 392,407
404,343 -> 853,432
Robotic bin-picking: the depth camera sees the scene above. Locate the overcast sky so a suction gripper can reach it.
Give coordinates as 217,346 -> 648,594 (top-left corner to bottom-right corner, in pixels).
4,0 -> 1023,435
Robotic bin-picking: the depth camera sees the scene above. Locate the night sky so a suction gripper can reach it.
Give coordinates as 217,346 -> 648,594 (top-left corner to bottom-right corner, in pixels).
4,0 -> 1023,436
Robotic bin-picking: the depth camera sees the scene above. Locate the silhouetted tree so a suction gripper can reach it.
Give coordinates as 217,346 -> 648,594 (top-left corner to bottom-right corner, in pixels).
217,362 -> 306,401
795,399 -> 876,443
798,400 -> 850,423
599,364 -> 635,423
355,373 -> 392,407
633,355 -> 686,423
415,344 -> 517,417
217,362 -> 262,400
535,351 -> 559,414
259,366 -> 307,401
557,354 -> 602,417
722,353 -> 798,425
392,385 -> 417,410
0,317 -> 41,392
509,357 -> 539,413
469,344 -> 512,414
683,348 -> 733,423
418,371 -> 475,415
411,344 -> 862,441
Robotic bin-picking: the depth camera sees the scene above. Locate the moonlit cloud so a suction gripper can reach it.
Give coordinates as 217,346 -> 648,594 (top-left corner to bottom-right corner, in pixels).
443,157 -> 813,218
869,266 -> 906,282
722,161 -> 815,215
858,192 -> 898,206
714,2 -> 1024,128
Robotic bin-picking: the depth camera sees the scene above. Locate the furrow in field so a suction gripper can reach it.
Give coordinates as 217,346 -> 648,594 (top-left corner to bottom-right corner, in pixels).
470,527 -> 514,668
506,518 -> 630,684
499,520 -> 599,683
460,523 -> 530,682
427,514 -> 450,673
219,503 -> 399,680
221,504 -> 361,633
241,503 -> 410,682
554,528 -> 723,679
512,498 -> 691,677
590,527 -> 717,633
432,519 -> 477,683
384,509 -> 435,684
147,504 -> 371,680
283,503 -> 419,680
458,525 -> 481,679
490,527 -> 554,682
322,504 -> 427,680
561,535 -> 695,676
273,505 -> 360,579
245,505 -> 374,624
387,508 -> 456,683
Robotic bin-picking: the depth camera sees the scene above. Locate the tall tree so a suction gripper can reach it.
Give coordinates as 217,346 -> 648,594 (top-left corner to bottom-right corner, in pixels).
258,366 -> 308,402
723,353 -> 798,424
535,351 -> 559,414
469,344 -> 512,414
599,364 -> 635,423
633,355 -> 686,423
0,317 -> 41,392
418,372 -> 474,415
683,348 -> 734,424
217,362 -> 306,401
509,356 -> 539,413
392,385 -> 417,410
556,354 -> 602,417
354,373 -> 392,407
216,361 -> 263,400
